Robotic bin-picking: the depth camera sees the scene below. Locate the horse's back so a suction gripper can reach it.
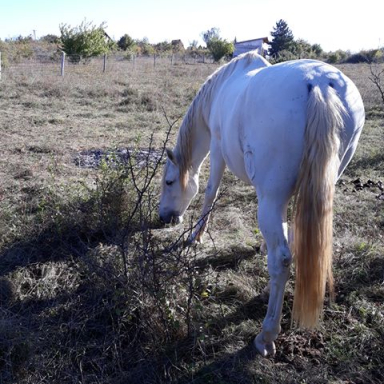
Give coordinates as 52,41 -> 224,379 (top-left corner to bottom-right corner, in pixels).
215,58 -> 364,197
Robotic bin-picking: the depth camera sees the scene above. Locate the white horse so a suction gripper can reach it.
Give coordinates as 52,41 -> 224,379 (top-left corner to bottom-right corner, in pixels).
159,51 -> 365,357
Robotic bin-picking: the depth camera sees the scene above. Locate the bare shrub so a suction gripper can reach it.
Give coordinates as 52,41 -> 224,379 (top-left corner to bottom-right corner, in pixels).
369,63 -> 384,108
0,114 -> 222,383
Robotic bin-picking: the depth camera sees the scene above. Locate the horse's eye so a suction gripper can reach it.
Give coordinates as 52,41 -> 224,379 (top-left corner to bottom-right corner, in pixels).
166,180 -> 173,186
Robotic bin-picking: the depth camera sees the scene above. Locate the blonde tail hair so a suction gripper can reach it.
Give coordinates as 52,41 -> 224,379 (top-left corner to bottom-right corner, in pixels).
292,84 -> 346,328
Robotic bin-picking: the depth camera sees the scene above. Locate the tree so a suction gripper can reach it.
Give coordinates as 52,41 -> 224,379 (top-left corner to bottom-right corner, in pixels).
269,19 -> 294,58
171,40 -> 185,53
59,20 -> 113,60
117,34 -> 135,51
207,38 -> 234,62
201,28 -> 233,62
201,27 -> 220,45
291,39 -> 316,59
311,43 -> 323,57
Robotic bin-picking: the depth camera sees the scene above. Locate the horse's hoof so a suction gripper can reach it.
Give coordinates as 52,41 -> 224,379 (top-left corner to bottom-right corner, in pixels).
254,334 -> 276,357
184,238 -> 193,247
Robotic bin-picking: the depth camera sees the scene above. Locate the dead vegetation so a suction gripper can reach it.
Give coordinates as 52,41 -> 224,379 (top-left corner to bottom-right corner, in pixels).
0,61 -> 383,383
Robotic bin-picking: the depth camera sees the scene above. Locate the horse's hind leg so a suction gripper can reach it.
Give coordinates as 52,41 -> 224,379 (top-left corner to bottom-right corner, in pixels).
254,195 -> 292,357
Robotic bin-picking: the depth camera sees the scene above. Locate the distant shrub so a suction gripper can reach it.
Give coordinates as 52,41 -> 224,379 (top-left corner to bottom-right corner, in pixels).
124,50 -> 137,60
271,49 -> 297,63
0,39 -> 34,64
326,49 -> 348,64
0,40 -> 10,67
344,49 -> 384,64
327,52 -> 339,64
344,53 -> 370,64
40,34 -> 60,44
154,41 -> 172,55
59,20 -> 114,60
135,38 -> 155,56
269,38 -> 324,63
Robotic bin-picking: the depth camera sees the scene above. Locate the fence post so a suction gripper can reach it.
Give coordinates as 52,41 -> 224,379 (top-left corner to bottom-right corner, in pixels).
61,51 -> 66,77
103,54 -> 107,72
0,52 -> 2,80
153,54 -> 156,68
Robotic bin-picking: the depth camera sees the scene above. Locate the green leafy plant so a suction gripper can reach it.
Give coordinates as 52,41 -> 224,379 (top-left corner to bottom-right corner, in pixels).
59,20 -> 114,61
207,38 -> 234,62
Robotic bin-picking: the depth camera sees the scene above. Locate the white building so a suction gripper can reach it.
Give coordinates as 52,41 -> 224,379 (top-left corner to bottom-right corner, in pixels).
233,37 -> 269,57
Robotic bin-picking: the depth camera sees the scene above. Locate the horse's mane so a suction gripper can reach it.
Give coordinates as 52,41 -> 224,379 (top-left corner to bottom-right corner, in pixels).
175,51 -> 270,189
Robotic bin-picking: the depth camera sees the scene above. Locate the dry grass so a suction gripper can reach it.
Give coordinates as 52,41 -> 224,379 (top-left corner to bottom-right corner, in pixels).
0,59 -> 383,384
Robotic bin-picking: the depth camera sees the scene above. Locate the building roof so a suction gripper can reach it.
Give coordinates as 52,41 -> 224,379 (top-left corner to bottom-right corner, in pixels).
235,37 -> 269,44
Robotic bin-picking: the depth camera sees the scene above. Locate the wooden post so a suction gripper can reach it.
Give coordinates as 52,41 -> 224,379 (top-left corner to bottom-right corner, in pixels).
103,54 -> 107,72
153,54 -> 156,68
61,51 -> 66,77
0,52 -> 2,80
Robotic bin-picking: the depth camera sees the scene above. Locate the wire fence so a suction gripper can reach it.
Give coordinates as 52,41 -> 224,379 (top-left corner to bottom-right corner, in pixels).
0,52 -> 217,81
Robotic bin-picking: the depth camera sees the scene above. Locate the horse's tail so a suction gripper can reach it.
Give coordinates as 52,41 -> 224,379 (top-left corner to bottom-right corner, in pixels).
292,84 -> 346,328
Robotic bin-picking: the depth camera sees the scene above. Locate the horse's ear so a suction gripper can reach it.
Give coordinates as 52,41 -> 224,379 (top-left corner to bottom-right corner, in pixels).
166,148 -> 178,165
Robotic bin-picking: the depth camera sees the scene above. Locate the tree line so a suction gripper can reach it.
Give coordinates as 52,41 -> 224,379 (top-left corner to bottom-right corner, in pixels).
0,19 -> 382,65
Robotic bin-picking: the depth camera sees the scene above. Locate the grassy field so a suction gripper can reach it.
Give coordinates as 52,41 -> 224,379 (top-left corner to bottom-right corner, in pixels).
0,58 -> 383,384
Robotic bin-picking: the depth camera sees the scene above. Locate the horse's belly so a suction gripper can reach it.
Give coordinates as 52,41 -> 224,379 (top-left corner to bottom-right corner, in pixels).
221,131 -> 251,184
223,152 -> 251,184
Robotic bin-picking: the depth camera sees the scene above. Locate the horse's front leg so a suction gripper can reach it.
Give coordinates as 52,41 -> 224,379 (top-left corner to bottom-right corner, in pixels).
189,145 -> 225,243
254,196 -> 292,357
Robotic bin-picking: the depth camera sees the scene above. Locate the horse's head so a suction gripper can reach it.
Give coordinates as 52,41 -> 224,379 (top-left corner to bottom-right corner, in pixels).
159,148 -> 198,224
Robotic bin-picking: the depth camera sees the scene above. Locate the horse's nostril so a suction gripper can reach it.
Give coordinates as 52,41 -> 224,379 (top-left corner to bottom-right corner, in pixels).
160,213 -> 172,224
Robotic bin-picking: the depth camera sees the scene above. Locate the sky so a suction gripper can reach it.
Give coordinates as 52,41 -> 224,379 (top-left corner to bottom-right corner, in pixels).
0,0 -> 383,53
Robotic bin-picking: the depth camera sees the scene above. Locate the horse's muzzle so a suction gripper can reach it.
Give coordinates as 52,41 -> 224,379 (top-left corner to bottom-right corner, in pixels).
160,212 -> 183,225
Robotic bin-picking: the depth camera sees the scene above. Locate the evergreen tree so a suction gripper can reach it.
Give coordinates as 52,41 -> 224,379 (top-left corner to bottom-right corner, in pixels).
269,19 -> 294,57
117,34 -> 135,51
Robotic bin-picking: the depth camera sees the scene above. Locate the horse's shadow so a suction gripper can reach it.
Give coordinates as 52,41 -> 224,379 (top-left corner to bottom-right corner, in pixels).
344,151 -> 384,176
0,222 -> 96,278
194,243 -> 261,271
177,343 -> 260,384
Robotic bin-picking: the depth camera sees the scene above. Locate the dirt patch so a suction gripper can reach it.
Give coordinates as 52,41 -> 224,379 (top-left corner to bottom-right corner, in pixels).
74,147 -> 164,168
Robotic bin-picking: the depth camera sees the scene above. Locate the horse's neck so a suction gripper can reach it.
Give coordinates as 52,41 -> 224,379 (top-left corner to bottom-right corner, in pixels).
176,100 -> 211,175
175,53 -> 271,176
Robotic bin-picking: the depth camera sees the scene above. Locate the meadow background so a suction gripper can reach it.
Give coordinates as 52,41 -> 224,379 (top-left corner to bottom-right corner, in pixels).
0,49 -> 383,383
